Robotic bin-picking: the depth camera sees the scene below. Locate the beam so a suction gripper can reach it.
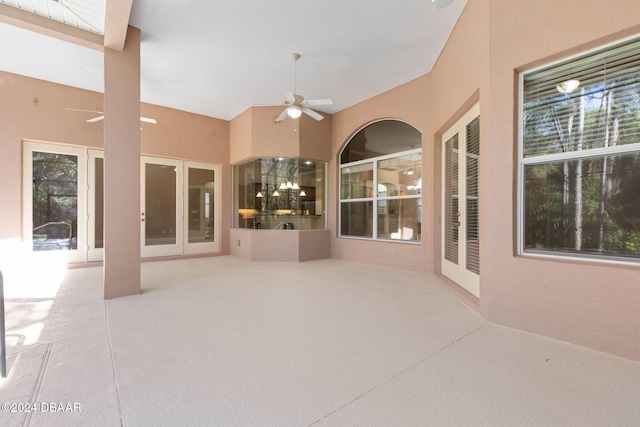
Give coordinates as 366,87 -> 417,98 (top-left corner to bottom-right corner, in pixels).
0,3 -> 103,51
104,0 -> 134,52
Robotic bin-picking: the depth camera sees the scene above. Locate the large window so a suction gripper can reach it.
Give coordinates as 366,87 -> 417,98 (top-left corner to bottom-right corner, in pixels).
520,37 -> 640,262
340,120 -> 422,242
234,158 -> 327,230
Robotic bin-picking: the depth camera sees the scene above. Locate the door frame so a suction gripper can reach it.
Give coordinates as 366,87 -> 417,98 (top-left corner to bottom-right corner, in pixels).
183,160 -> 221,254
22,141 -> 88,263
140,156 -> 184,258
87,149 -> 104,262
441,103 -> 480,297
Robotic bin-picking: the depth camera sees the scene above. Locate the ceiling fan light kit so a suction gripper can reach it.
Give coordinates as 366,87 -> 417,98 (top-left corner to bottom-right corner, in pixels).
274,53 -> 333,123
286,106 -> 303,119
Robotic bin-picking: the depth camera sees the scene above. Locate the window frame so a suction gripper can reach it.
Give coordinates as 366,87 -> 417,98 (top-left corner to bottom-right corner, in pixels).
517,35 -> 640,265
339,147 -> 422,243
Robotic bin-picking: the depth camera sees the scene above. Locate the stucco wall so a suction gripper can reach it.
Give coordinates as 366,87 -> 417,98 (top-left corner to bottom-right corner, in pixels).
485,0 -> 640,361
330,0 -> 640,361
330,0 -> 490,278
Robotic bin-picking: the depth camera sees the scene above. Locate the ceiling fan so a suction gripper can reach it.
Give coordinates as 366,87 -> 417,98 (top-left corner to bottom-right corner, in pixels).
432,0 -> 454,10
66,108 -> 157,124
275,53 -> 333,122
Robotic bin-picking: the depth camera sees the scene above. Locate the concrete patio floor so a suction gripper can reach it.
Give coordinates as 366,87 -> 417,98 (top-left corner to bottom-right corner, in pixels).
1,256 -> 639,426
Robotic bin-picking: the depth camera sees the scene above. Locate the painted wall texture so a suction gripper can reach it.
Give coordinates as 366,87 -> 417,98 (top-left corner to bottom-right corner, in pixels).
330,0 -> 640,361
1,0 -> 639,360
0,71 -> 232,259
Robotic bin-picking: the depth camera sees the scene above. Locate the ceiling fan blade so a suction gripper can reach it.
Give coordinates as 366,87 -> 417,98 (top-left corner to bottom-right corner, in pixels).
433,0 -> 453,10
302,107 -> 324,121
305,99 -> 333,106
275,108 -> 290,122
282,90 -> 295,103
86,115 -> 104,123
67,108 -> 103,114
140,117 -> 157,124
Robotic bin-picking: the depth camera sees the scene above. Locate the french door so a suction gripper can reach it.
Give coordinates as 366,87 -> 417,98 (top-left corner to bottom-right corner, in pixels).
140,157 -> 220,257
441,104 -> 480,297
24,142 -> 220,262
141,156 -> 183,257
23,142 -> 87,263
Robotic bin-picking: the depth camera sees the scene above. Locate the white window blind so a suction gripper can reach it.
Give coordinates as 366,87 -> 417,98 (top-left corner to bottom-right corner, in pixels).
523,38 -> 640,158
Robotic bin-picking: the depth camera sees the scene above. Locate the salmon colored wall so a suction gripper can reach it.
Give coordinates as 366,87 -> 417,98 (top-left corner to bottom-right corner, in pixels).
330,0 -> 640,361
330,0 -> 490,277
485,0 -> 640,361
251,107 -> 299,159
230,108 -> 252,164
0,71 -> 231,257
299,112 -> 332,162
230,106 -> 331,163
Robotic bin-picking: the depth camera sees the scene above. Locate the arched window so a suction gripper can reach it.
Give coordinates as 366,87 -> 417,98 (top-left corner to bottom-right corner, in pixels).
339,120 -> 422,241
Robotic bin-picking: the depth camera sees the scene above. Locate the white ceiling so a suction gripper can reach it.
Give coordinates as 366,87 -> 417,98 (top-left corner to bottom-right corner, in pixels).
0,0 -> 467,121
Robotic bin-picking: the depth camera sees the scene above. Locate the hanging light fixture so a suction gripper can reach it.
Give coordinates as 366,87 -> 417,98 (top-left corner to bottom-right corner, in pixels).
256,191 -> 263,198
273,190 -> 280,197
556,79 -> 580,94
300,190 -> 307,197
279,182 -> 286,190
292,183 -> 300,190
286,105 -> 302,119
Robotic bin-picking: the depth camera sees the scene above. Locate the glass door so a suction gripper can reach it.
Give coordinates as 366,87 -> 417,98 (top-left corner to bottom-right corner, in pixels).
87,149 -> 104,262
141,156 -> 183,257
184,161 -> 220,254
441,104 -> 480,297
23,142 -> 87,263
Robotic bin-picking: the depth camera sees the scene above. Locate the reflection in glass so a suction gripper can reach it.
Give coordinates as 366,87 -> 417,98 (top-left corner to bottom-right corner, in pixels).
234,158 -> 327,230
95,157 -> 104,249
32,152 -> 78,251
340,120 -> 422,162
377,199 -> 421,241
340,163 -> 373,199
188,168 -> 215,243
524,153 -> 640,258
340,201 -> 373,238
145,163 -> 176,246
340,120 -> 422,242
377,153 -> 422,197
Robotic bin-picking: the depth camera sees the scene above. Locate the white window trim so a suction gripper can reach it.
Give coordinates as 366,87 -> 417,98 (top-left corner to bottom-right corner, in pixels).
339,147 -> 422,242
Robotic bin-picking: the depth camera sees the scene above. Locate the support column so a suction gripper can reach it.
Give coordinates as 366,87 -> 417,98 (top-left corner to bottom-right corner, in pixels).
103,26 -> 141,299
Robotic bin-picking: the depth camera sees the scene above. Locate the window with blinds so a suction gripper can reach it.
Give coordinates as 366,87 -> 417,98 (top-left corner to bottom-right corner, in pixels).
520,36 -> 640,261
466,117 -> 480,274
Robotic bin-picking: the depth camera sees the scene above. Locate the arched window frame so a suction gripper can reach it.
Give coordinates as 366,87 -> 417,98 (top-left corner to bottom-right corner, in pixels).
339,121 -> 422,242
